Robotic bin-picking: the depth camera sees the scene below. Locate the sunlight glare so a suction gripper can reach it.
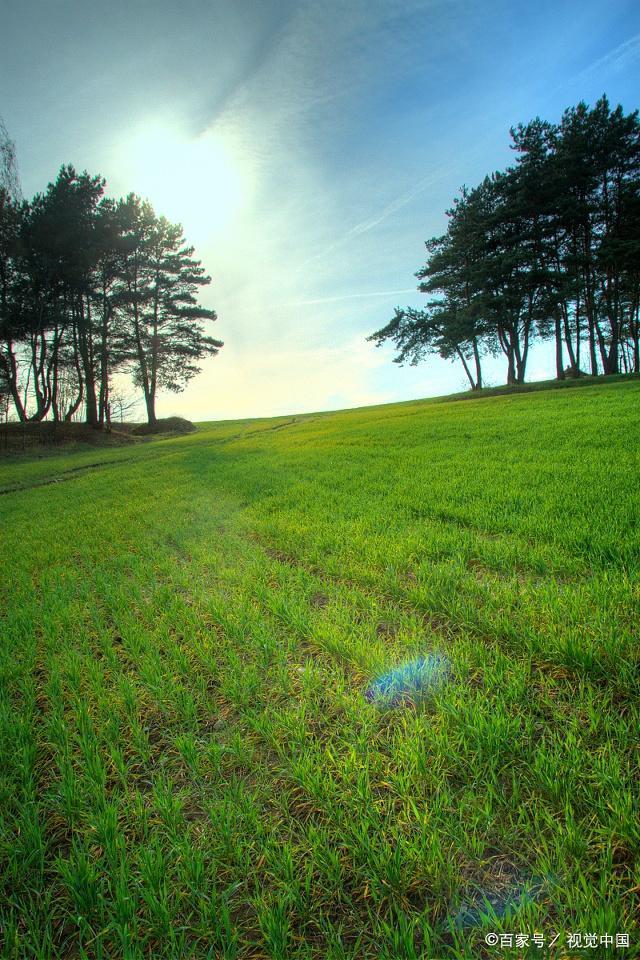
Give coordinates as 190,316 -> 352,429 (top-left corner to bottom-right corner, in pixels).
121,119 -> 247,244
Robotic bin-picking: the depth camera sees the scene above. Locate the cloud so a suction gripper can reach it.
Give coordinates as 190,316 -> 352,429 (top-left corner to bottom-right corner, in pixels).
572,32 -> 640,84
273,289 -> 417,308
302,161 -> 452,267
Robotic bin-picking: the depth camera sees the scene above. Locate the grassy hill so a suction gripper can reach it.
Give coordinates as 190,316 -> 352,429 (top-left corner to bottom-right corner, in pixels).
1,378 -> 638,958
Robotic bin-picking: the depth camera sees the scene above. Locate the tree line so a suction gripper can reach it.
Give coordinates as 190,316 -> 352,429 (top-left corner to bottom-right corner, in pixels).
369,96 -> 640,388
0,135 -> 221,427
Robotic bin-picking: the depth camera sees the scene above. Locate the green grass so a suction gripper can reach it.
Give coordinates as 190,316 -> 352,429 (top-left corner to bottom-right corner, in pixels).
1,378 -> 638,959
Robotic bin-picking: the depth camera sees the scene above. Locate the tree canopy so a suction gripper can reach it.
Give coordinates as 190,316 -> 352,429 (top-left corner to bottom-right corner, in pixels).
0,157 -> 222,426
369,96 -> 640,387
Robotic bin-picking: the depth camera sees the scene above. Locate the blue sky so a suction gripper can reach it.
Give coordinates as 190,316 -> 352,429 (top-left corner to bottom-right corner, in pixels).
2,0 -> 639,418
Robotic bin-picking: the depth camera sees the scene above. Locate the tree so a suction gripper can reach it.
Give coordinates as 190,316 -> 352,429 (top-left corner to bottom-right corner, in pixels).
0,120 -> 27,418
116,195 -> 222,424
0,164 -> 223,426
369,183 -> 492,389
15,166 -> 108,423
370,96 -> 640,388
0,117 -> 22,201
0,189 -> 28,419
369,302 -> 484,390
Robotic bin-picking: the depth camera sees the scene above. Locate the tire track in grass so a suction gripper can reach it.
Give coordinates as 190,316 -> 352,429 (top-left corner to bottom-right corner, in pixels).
55,526 -> 482,955
0,415 -> 309,497
0,608 -> 62,956
23,584 -> 270,956
0,456 -> 140,495
129,532 -> 560,952
56,531 -> 411,955
80,571 -> 423,955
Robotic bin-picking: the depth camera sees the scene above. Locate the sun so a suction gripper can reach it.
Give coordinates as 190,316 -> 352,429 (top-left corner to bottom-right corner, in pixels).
120,118 -> 247,244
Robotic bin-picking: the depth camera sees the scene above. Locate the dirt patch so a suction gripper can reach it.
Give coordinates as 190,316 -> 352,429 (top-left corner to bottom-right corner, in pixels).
310,592 -> 330,609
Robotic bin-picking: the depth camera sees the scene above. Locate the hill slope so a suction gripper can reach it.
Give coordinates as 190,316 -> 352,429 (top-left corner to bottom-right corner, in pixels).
1,379 -> 638,958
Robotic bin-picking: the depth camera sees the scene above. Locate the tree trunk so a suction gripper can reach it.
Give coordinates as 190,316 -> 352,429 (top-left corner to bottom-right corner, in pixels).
0,342 -> 27,421
145,391 -> 157,425
582,228 -> 600,375
574,299 -> 581,373
65,322 -> 85,421
516,312 -> 531,384
632,318 -> 639,374
561,305 -> 577,376
587,313 -> 598,375
28,331 -> 52,422
620,343 -> 629,373
77,298 -> 99,427
149,276 -> 160,425
47,324 -> 63,423
65,387 -> 83,422
130,279 -> 155,426
98,281 -> 112,427
593,315 -> 608,372
554,310 -> 565,379
472,336 -> 482,390
604,330 -> 620,374
496,325 -> 516,385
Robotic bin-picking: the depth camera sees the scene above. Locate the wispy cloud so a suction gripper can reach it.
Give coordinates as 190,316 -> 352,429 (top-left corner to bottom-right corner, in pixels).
303,162 -> 452,267
572,32 -> 640,84
277,288 -> 417,308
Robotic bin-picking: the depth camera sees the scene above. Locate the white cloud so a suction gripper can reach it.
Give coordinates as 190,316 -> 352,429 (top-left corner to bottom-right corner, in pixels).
574,32 -> 640,82
274,289 -> 417,308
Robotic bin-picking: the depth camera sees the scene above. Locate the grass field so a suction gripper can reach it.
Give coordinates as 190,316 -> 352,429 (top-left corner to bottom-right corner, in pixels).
1,379 -> 639,959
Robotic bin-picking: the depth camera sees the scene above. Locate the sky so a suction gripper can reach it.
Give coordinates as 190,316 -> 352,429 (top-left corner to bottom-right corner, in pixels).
2,0 -> 639,420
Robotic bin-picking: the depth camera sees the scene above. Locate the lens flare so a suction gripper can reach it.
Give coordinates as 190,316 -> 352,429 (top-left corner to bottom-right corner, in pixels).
452,874 -> 549,930
364,654 -> 451,707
